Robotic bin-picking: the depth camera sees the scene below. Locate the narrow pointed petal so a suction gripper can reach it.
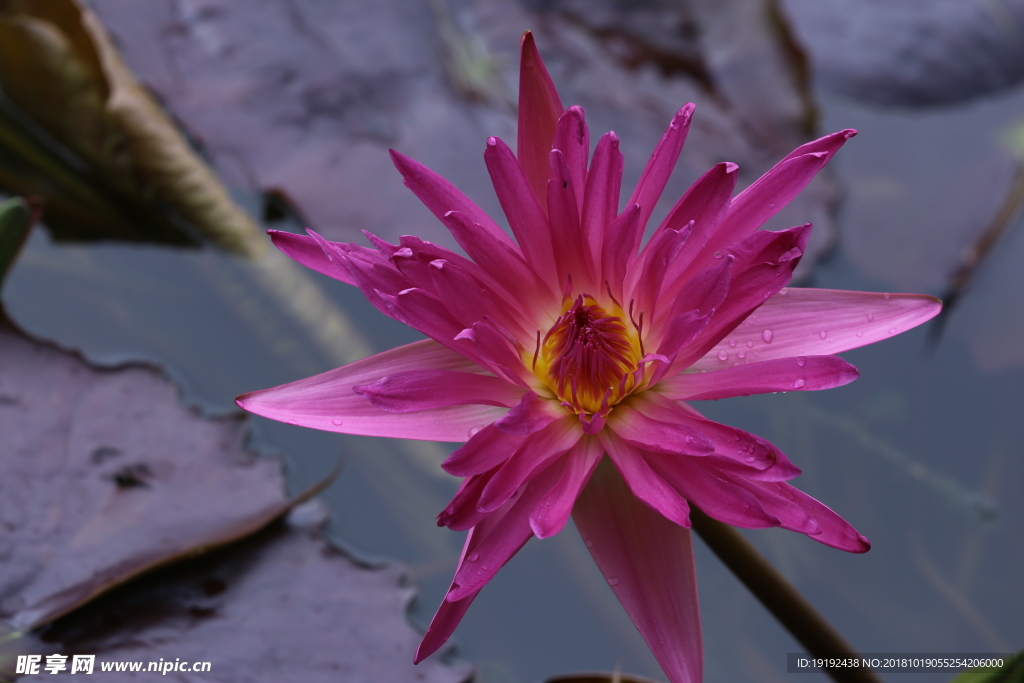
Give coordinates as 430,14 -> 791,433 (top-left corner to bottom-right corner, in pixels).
530,436 -> 603,539
691,288 -> 942,371
636,223 -> 692,319
607,400 -> 714,456
552,106 -> 590,203
236,340 -> 506,441
443,210 -> 554,306
425,258 -> 530,339
390,149 -> 519,253
484,136 -> 557,282
581,132 -> 624,280
269,229 -> 356,285
455,321 -> 534,389
415,528 -> 482,663
738,479 -> 870,552
658,355 -> 859,400
492,389 -> 566,435
548,149 -> 591,288
573,458 -> 703,683
442,424 -> 528,477
448,461 -> 565,601
518,31 -> 564,206
632,393 -> 800,477
478,417 -> 584,512
626,104 -> 695,244
354,369 -> 525,412
647,455 -> 781,529
603,203 -> 640,303
437,468 -> 498,530
600,433 -> 693,529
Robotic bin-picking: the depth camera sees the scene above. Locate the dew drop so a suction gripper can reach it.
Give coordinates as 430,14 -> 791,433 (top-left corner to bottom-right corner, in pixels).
585,540 -> 594,548
761,329 -> 774,343
745,456 -> 756,463
883,293 -> 891,300
713,251 -> 723,259
794,378 -> 806,389
888,327 -> 897,335
287,420 -> 298,426
737,351 -> 746,359
778,287 -> 789,295
728,339 -> 737,347
467,427 -> 482,438
796,356 -> 806,367
819,330 -> 827,340
867,313 -> 875,322
746,340 -> 754,348
607,577 -> 620,586
468,552 -> 479,562
331,418 -> 343,426
856,331 -> 864,337
769,202 -> 776,208
718,350 -> 729,361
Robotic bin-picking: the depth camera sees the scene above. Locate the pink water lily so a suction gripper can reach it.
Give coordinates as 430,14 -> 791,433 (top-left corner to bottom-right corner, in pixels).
237,32 -> 941,683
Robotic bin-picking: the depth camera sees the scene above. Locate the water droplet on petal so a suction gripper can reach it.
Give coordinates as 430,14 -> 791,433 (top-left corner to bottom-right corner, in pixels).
585,540 -> 594,548
796,356 -> 806,366
467,427 -> 481,438
762,329 -> 774,343
607,577 -> 620,586
819,330 -> 827,340
287,420 -> 298,426
728,339 -> 737,347
737,351 -> 746,359
883,293 -> 891,300
888,327 -> 897,335
468,552 -> 479,562
746,340 -> 754,348
714,251 -> 724,259
856,331 -> 864,337
718,350 -> 729,361
867,313 -> 875,322
745,456 -> 756,463
331,418 -> 343,426
794,378 -> 806,389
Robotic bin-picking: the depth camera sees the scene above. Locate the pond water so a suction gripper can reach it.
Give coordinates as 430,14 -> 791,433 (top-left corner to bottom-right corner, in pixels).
5,41 -> 1024,683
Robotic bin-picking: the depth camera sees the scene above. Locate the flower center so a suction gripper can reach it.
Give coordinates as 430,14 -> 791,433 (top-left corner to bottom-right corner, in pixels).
534,295 -> 642,415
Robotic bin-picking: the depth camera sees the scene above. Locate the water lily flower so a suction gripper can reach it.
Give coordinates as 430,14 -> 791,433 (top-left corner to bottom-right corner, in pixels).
237,32 -> 941,683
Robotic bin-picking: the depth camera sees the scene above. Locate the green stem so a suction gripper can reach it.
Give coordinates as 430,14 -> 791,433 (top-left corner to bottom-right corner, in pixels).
690,508 -> 883,683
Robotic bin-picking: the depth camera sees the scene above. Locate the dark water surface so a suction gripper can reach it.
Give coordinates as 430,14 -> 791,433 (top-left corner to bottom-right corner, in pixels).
5,87 -> 1023,683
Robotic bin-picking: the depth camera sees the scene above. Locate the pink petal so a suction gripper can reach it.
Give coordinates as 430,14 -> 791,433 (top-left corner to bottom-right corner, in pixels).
518,31 -> 564,206
573,458 -> 703,683
647,455 -> 781,529
354,369 -> 525,412
442,425 -> 528,477
484,136 -> 558,283
269,230 -> 356,285
606,400 -> 714,457
652,162 -> 740,305
414,528 -> 482,663
376,287 -> 488,365
631,393 -> 800,478
705,129 -> 855,253
443,210 -> 555,306
529,437 -> 603,539
738,478 -> 870,552
552,106 -> 590,204
424,258 -> 530,340
477,416 -> 584,513
657,355 -> 859,400
636,222 -> 693,319
581,132 -> 624,281
236,340 -> 507,441
626,104 -> 695,245
390,149 -> 518,253
603,203 -> 641,303
691,288 -> 942,371
437,468 -> 498,530
492,392 -> 565,435
447,461 -> 566,601
548,149 -> 592,288
454,321 -> 534,389
600,432 -> 693,529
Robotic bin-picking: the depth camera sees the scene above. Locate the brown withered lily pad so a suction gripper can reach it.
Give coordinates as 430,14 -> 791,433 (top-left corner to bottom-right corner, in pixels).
0,312 -> 293,630
18,504 -> 471,683
90,0 -> 840,275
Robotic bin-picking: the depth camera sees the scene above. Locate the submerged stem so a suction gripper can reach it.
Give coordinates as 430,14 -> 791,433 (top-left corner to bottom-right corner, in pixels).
690,508 -> 883,683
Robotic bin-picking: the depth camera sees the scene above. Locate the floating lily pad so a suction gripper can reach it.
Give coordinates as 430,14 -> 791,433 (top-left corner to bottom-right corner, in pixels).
15,504 -> 471,682
0,314 -> 294,629
90,0 -> 841,275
